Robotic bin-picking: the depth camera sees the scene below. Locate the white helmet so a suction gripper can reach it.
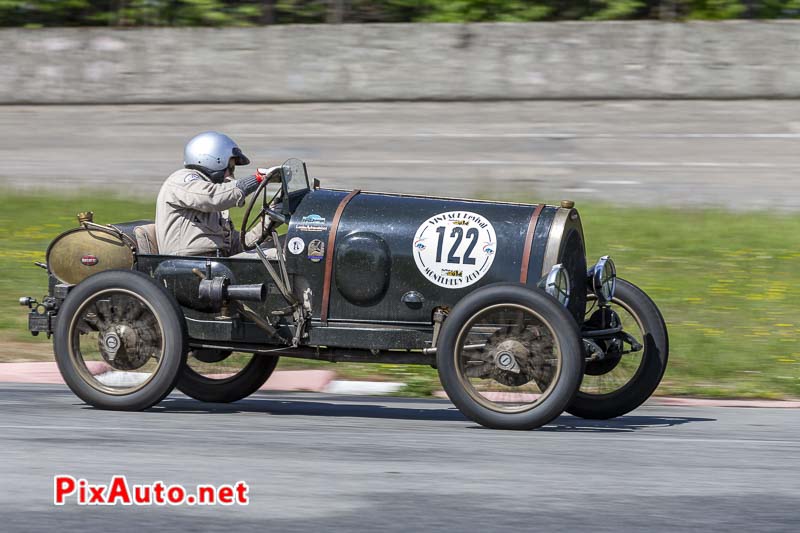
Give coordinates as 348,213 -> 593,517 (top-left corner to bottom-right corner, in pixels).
183,131 -> 250,182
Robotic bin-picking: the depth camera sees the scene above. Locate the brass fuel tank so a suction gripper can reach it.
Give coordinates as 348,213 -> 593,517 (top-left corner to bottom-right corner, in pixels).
46,226 -> 135,285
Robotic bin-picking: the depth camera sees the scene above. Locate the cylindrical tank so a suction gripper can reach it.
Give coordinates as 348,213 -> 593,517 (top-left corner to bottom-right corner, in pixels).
286,189 -> 586,324
46,227 -> 135,285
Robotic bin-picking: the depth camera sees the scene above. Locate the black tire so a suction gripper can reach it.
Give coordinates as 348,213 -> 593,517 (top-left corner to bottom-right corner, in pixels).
53,270 -> 187,411
437,283 -> 584,430
567,278 -> 669,420
177,354 -> 279,403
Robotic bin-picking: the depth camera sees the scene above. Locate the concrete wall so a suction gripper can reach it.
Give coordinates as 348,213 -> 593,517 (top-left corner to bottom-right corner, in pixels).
1,22 -> 800,103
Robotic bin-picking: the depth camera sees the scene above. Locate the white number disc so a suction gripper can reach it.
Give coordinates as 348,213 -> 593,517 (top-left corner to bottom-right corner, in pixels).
288,236 -> 305,255
412,211 -> 497,288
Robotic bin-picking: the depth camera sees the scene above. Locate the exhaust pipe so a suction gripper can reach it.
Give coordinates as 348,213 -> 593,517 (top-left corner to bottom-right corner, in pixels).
227,283 -> 266,302
199,277 -> 266,311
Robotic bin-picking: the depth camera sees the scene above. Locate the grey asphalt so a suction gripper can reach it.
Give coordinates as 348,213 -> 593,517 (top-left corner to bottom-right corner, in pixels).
1,383 -> 798,532
3,100 -> 800,210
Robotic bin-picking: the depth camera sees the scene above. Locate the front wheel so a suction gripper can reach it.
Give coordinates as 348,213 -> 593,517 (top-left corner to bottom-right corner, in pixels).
177,352 -> 279,403
436,284 -> 584,430
567,278 -> 669,420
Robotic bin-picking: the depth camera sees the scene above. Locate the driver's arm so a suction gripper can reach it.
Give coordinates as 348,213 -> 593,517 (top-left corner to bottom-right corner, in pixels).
170,174 -> 262,213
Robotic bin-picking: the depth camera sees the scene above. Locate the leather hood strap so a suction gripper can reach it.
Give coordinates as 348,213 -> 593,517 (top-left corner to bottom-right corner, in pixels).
520,204 -> 545,284
320,189 -> 361,324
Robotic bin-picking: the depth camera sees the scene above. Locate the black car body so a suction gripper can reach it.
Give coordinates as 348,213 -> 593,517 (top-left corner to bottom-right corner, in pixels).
21,159 -> 668,430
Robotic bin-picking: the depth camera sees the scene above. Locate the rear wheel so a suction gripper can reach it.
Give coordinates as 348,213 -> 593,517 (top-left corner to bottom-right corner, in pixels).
437,284 -> 583,430
53,270 -> 187,411
567,278 -> 669,420
177,352 -> 279,403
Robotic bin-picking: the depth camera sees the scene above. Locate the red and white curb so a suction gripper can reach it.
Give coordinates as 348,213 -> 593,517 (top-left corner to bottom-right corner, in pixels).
1,362 -> 798,406
649,396 -> 800,409
0,362 -> 404,395
323,380 -> 405,395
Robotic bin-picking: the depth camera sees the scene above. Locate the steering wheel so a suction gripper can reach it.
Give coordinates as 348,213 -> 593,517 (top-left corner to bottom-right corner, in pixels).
240,173 -> 287,252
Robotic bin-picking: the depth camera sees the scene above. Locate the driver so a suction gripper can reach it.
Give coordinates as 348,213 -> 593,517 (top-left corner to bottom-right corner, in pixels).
156,131 -> 279,256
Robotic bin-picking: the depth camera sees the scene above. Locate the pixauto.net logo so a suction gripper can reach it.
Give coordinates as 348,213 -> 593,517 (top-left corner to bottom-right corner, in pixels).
54,475 -> 249,506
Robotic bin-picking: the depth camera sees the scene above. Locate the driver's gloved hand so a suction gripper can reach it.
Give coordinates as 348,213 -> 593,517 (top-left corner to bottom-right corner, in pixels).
235,166 -> 281,197
256,166 -> 281,181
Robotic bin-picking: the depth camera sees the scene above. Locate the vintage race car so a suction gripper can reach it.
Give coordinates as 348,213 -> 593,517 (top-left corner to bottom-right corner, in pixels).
20,159 -> 668,430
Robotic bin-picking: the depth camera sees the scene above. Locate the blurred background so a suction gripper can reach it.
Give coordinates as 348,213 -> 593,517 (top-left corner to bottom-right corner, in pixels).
0,1 -> 798,399
2,0 -> 800,25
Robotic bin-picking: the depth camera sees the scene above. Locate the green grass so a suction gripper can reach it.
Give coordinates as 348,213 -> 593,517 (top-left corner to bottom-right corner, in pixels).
580,205 -> 800,399
1,190 -> 798,398
0,192 -> 155,337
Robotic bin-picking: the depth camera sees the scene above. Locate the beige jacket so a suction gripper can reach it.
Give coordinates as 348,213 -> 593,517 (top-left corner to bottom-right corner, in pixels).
156,169 -> 247,256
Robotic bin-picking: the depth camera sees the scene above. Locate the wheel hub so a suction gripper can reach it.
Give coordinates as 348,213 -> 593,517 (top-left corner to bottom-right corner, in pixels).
493,339 -> 527,373
98,323 -> 151,371
465,327 -> 556,388
103,331 -> 121,355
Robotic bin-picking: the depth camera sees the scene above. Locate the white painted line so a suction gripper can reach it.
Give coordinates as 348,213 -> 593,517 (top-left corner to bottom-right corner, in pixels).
236,132 -> 800,140
237,132 -> 579,139
626,133 -> 800,139
317,159 -> 798,168
588,180 -> 641,185
563,188 -> 599,194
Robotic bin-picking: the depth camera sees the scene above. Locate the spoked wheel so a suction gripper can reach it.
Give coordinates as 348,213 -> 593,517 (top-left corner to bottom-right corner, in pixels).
53,270 -> 187,410
437,284 -> 583,430
177,351 -> 279,403
567,278 -> 669,420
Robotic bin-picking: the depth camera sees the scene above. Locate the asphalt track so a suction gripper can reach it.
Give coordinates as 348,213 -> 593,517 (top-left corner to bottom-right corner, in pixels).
3,100 -> 800,210
1,383 -> 798,532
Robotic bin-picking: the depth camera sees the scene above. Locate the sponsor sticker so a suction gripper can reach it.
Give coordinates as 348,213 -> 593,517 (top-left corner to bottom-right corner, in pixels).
297,213 -> 327,232
81,255 -> 99,267
412,211 -> 496,289
183,173 -> 202,183
288,236 -> 305,255
307,239 -> 325,262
